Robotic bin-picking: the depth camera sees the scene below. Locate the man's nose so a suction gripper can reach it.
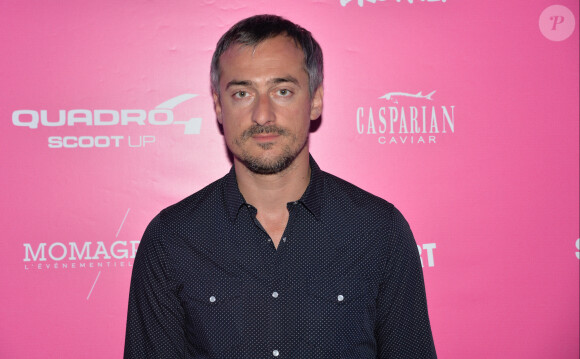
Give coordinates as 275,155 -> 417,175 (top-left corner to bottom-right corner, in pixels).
252,94 -> 275,126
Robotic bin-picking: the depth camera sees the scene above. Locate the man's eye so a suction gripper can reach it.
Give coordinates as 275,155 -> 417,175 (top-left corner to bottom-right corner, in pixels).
277,89 -> 292,96
234,91 -> 248,98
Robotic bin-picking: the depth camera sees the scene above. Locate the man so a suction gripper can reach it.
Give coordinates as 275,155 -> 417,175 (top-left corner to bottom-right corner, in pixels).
125,14 -> 437,358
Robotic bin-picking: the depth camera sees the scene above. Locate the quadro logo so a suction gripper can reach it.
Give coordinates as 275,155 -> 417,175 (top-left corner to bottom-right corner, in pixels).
341,0 -> 447,7
11,94 -> 202,150
356,89 -> 455,145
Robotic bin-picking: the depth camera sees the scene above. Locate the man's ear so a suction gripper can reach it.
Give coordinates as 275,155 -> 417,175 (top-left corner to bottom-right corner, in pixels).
213,92 -> 223,124
310,86 -> 323,121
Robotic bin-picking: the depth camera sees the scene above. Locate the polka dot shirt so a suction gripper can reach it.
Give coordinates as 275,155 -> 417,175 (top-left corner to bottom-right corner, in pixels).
124,156 -> 437,358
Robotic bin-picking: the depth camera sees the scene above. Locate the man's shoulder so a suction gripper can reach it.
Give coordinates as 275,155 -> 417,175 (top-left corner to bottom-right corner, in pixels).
137,174 -> 231,255
319,170 -> 414,253
156,174 -> 227,227
321,171 -> 397,223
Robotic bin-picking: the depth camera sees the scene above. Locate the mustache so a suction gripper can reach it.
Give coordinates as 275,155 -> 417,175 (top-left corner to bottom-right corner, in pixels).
241,125 -> 289,140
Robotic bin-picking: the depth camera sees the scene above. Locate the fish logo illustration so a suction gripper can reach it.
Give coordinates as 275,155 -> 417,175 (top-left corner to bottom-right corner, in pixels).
379,91 -> 436,102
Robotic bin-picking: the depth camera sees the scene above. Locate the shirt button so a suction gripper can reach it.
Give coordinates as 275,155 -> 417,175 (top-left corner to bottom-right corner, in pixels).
337,294 -> 344,302
209,296 -> 216,303
273,349 -> 280,357
272,291 -> 279,298
282,237 -> 287,242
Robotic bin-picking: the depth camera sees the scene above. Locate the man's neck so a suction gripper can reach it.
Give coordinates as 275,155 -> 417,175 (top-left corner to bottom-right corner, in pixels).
234,150 -> 311,212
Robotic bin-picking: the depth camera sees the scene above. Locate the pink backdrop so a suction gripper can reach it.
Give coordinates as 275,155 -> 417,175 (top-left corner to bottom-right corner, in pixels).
1,0 -> 578,358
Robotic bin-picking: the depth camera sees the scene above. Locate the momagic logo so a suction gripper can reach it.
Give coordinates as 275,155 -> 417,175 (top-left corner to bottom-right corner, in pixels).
356,90 -> 455,144
11,94 -> 202,149
23,240 -> 139,270
341,0 -> 447,7
418,243 -> 437,268
23,208 -> 136,271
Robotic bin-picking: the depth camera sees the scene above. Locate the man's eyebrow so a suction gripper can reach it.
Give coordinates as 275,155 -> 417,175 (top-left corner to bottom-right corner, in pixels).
225,80 -> 253,90
224,76 -> 301,90
268,76 -> 300,86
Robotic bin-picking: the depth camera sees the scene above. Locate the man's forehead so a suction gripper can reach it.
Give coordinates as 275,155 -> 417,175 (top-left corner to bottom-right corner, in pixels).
218,36 -> 308,84
220,36 -> 304,64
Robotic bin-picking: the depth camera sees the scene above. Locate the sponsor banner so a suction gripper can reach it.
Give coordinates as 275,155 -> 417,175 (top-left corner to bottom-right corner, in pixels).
1,1 -> 578,359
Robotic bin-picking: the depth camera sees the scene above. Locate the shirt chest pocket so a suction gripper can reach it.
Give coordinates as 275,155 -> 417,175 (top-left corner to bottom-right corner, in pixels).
303,277 -> 374,355
182,277 -> 243,355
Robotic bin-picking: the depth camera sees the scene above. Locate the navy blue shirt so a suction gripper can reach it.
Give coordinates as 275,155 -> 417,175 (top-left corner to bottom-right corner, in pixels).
124,156 -> 437,358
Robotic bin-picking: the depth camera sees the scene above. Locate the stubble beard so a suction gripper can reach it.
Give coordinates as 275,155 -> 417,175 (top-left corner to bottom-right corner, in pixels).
233,125 -> 305,175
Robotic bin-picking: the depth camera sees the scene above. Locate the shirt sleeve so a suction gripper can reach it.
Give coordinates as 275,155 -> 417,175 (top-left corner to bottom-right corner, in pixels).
124,214 -> 186,358
375,206 -> 437,358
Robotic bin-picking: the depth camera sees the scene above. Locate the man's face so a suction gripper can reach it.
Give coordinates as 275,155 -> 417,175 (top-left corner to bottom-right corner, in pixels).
213,35 -> 323,175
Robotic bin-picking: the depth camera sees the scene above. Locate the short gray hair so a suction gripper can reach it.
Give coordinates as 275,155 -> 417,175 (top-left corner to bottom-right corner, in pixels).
210,14 -> 323,97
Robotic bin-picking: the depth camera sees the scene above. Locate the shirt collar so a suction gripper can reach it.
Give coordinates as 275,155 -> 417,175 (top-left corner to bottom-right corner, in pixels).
224,165 -> 246,222
223,154 -> 324,222
300,155 -> 324,220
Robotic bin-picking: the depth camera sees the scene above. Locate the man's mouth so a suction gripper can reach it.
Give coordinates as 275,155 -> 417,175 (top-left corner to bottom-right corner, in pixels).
252,133 -> 280,141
